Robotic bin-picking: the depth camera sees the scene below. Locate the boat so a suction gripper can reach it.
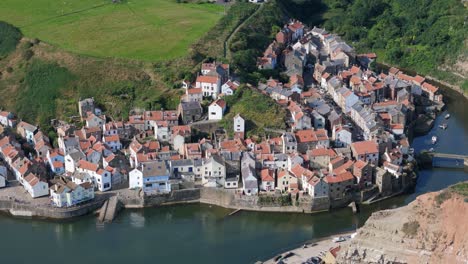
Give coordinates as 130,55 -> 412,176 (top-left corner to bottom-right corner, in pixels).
445,114 -> 450,119
429,148 -> 434,152
333,236 -> 346,243
431,136 -> 437,144
439,123 -> 448,130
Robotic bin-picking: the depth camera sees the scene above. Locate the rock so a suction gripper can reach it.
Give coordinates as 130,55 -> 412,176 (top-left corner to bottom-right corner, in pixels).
337,185 -> 468,263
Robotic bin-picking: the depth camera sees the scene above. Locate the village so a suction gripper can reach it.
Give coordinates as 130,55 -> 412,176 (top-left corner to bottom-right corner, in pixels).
0,20 -> 444,218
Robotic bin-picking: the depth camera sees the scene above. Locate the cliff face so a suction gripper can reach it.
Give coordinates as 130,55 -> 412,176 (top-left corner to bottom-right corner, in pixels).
337,185 -> 468,264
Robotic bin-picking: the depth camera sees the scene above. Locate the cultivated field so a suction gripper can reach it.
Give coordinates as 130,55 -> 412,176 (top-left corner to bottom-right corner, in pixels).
0,0 -> 224,61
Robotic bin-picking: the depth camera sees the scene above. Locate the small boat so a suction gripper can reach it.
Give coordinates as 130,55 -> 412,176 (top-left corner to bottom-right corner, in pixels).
439,123 -> 448,130
429,148 -> 434,152
445,114 -> 450,119
431,136 -> 437,144
333,236 -> 346,243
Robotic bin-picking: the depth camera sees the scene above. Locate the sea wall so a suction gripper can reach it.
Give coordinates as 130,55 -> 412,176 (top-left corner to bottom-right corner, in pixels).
0,198 -> 105,219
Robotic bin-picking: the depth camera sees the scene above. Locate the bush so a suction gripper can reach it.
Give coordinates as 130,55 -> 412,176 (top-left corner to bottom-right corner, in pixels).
402,220 -> 420,237
435,190 -> 452,206
0,21 -> 22,57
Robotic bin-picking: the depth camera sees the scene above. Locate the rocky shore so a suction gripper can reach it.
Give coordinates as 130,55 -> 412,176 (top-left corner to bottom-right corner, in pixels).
337,182 -> 468,263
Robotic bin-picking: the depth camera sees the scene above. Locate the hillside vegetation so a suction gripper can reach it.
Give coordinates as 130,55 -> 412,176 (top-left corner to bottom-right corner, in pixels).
0,0 -> 223,61
221,86 -> 287,137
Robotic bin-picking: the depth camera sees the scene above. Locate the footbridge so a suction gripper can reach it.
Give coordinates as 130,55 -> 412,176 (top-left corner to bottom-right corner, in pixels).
431,153 -> 468,169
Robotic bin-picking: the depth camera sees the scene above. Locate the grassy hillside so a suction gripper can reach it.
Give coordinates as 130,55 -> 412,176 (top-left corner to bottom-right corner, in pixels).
0,0 -> 223,61
221,86 -> 287,137
0,33 -> 182,129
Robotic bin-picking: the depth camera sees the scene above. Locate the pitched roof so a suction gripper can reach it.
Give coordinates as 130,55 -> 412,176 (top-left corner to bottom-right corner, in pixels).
351,141 -> 379,155
260,169 -> 275,182
325,171 -> 354,183
196,75 -> 219,84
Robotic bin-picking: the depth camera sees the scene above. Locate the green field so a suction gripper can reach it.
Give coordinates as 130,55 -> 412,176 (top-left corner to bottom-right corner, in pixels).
0,0 -> 224,61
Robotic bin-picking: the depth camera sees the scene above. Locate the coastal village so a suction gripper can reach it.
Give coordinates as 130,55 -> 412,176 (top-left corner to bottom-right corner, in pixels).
0,20 -> 444,223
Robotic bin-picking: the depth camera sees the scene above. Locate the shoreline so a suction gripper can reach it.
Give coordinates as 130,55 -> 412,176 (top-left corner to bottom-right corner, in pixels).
260,231 -> 355,263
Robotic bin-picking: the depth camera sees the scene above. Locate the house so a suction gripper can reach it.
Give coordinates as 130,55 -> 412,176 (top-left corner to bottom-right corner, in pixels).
353,160 -> 373,187
169,159 -> 194,178
129,161 -> 171,193
23,173 -> 49,198
178,101 -> 203,124
257,42 -> 278,70
260,168 -> 275,191
47,149 -> 65,175
16,121 -> 37,144
351,141 -> 379,165
49,177 -> 94,207
208,99 -> 226,120
202,155 -> 226,187
376,167 -> 392,196
332,125 -> 352,147
277,169 -> 298,193
184,88 -> 203,103
233,114 -> 245,138
221,80 -> 240,95
309,148 -> 336,169
282,132 -> 297,154
312,110 -> 325,129
324,171 -> 354,200
78,98 -> 95,118
0,165 -> 6,188
196,75 -> 221,98
295,129 -> 330,154
85,113 -> 106,128
241,166 -> 258,195
224,160 -> 240,189
288,21 -> 305,41
103,135 -> 122,152
303,175 -> 329,198
0,111 -> 16,127
76,160 -> 112,192
64,149 -> 85,173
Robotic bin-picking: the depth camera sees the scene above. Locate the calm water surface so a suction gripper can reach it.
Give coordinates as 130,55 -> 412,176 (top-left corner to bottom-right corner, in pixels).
1,88 -> 467,264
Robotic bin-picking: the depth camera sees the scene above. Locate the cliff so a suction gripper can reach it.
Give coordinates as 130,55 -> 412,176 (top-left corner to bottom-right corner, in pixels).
337,182 -> 468,264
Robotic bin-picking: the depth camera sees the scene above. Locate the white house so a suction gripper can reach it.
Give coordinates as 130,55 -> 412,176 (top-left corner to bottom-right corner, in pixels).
50,178 -> 94,207
85,113 -> 106,128
332,125 -> 352,147
303,176 -> 329,198
202,155 -> 226,187
0,111 -> 16,127
351,141 -> 379,165
221,80 -> 240,95
260,168 -> 275,192
233,114 -> 245,134
241,166 -> 258,195
129,161 -> 171,193
208,99 -> 226,120
196,75 -> 221,99
76,160 -> 112,192
23,173 -> 49,198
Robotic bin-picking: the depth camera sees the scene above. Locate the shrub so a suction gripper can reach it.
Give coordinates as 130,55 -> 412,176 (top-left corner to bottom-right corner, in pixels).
0,21 -> 22,57
402,220 -> 420,237
435,190 -> 452,206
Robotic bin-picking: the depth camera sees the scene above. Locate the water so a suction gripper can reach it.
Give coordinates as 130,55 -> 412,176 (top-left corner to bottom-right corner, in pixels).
0,89 -> 467,264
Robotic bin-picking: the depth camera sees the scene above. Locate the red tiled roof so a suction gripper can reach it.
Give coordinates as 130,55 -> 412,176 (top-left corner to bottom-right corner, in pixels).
351,141 -> 378,155
260,169 -> 275,182
78,160 -> 98,172
325,171 -> 354,183
196,75 -> 219,84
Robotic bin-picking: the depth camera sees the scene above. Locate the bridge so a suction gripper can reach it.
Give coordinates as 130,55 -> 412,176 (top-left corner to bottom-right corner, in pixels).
431,153 -> 468,169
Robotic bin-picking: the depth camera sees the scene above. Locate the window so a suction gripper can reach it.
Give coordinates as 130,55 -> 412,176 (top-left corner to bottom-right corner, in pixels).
145,183 -> 152,187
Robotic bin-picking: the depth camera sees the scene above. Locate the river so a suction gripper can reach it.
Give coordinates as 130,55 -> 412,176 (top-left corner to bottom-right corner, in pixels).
1,89 -> 467,264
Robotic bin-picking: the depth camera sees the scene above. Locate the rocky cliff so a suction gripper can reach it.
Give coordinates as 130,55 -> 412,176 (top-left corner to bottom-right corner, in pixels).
337,183 -> 468,264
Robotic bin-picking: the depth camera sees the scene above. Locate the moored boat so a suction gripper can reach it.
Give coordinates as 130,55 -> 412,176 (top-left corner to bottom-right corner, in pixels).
439,123 -> 448,130
445,114 -> 450,119
431,136 -> 437,144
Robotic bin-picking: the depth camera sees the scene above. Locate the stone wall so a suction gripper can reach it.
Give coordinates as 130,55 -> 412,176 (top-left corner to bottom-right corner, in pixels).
144,188 -> 200,207
0,198 -> 105,219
